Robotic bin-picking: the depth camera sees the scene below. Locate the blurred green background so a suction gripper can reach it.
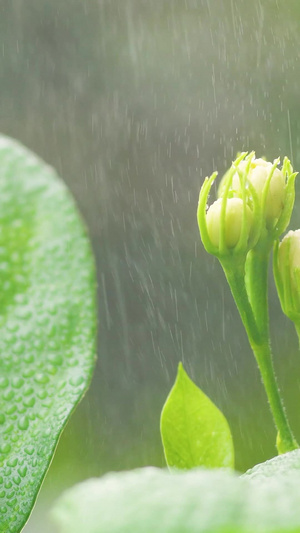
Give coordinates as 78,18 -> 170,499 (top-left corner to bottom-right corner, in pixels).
1,1 -> 300,531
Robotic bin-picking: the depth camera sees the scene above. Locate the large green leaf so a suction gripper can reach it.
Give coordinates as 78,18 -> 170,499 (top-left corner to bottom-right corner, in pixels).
0,136 -> 96,532
243,449 -> 300,479
51,458 -> 300,533
160,362 -> 234,469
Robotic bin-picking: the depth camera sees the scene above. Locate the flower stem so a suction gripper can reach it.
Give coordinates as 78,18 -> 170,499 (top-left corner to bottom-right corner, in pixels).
223,250 -> 298,454
245,248 -> 270,339
250,339 -> 298,453
221,257 -> 260,345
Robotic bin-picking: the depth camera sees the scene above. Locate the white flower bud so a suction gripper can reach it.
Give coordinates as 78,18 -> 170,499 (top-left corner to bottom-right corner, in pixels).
206,197 -> 253,249
278,230 -> 300,291
233,158 -> 285,229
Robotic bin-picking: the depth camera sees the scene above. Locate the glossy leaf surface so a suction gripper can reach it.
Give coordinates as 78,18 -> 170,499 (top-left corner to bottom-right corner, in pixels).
52,456 -> 300,533
0,136 -> 96,532
160,363 -> 234,469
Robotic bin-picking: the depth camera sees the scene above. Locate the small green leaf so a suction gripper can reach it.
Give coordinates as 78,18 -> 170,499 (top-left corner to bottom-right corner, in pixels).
0,136 -> 96,532
160,362 -> 234,469
51,460 -> 300,533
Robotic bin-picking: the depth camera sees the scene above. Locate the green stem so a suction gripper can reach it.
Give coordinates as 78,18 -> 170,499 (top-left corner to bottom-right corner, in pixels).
221,258 -> 260,345
250,340 -> 298,453
245,248 -> 270,340
223,250 -> 298,453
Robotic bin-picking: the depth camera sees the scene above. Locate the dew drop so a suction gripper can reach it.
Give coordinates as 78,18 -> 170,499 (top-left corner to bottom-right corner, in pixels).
11,377 -> 24,389
24,446 -> 34,456
23,397 -> 35,408
23,386 -> 34,397
17,466 -> 27,478
34,373 -> 49,384
45,364 -> 57,375
22,369 -> 34,378
42,399 -> 52,409
18,416 -> 29,431
3,390 -> 14,402
0,444 -> 11,454
5,405 -> 17,415
33,339 -> 43,350
6,496 -> 17,507
7,458 -> 17,468
0,378 -> 9,389
49,353 -> 63,366
37,390 -> 48,400
24,354 -> 34,364
70,375 -> 84,387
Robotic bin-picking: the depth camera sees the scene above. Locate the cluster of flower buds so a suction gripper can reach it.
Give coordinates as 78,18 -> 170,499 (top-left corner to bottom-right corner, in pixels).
198,152 -> 300,452
198,152 -> 297,258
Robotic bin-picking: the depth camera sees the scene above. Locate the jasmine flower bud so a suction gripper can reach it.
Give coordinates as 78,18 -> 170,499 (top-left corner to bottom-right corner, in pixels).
274,230 -> 300,320
233,158 -> 285,229
199,152 -> 297,259
206,197 -> 253,249
278,230 -> 300,280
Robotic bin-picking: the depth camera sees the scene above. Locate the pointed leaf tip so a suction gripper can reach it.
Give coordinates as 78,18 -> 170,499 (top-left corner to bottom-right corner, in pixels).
160,362 -> 234,470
